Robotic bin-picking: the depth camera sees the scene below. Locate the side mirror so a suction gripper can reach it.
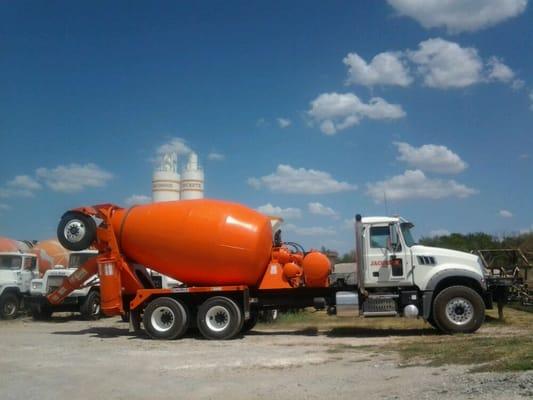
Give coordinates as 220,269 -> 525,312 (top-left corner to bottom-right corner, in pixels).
389,225 -> 400,252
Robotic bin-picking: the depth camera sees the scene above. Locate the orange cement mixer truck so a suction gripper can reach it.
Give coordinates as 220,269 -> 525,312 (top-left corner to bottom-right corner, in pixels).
42,199 -> 503,339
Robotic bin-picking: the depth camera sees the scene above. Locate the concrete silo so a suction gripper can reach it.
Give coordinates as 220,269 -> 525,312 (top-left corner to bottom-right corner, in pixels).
180,152 -> 204,200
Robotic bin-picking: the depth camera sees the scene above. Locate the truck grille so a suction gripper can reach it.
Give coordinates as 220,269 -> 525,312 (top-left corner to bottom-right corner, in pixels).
47,276 -> 66,293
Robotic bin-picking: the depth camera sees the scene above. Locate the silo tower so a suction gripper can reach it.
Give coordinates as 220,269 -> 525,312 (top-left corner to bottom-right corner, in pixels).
152,152 -> 180,202
180,152 -> 204,200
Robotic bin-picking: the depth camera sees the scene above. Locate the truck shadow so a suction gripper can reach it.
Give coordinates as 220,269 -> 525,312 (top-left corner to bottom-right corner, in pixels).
249,326 -> 438,337
51,326 -> 150,340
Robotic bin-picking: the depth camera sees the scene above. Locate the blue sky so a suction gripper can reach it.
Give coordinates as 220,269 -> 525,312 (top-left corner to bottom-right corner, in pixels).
1,1 -> 532,254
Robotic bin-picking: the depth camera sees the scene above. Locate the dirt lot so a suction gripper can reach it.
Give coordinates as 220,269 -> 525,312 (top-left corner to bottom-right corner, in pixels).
0,313 -> 532,400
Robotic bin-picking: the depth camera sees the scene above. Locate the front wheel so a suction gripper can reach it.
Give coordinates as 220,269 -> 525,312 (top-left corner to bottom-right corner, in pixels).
197,296 -> 243,340
30,304 -> 53,320
80,291 -> 101,320
0,293 -> 20,319
433,286 -> 485,334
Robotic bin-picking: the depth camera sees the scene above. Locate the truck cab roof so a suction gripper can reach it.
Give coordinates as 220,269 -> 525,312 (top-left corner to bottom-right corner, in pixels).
361,216 -> 409,225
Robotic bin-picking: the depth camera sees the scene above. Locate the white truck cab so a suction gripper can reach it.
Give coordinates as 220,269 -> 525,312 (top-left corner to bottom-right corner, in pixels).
29,250 -> 100,320
0,252 -> 39,319
332,215 -> 492,333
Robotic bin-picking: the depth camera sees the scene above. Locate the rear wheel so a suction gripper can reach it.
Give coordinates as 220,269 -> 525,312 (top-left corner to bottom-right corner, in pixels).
433,286 -> 485,334
0,293 -> 20,319
197,296 -> 243,340
143,297 -> 189,340
30,304 -> 53,320
80,291 -> 101,320
241,311 -> 258,333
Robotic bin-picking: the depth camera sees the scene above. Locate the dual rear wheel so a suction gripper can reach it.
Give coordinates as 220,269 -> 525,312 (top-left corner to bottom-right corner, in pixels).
142,296 -> 244,340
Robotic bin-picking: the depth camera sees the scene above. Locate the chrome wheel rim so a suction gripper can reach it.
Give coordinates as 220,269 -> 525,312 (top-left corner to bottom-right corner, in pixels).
3,301 -> 16,316
151,306 -> 175,332
445,297 -> 474,325
205,305 -> 230,332
64,219 -> 86,243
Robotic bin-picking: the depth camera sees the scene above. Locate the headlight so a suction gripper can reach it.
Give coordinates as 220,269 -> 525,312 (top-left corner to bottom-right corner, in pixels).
31,281 -> 43,290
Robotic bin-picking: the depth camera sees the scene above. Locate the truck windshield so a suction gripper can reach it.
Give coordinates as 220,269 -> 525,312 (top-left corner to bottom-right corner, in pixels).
400,223 -> 417,247
69,253 -> 96,268
0,255 -> 22,270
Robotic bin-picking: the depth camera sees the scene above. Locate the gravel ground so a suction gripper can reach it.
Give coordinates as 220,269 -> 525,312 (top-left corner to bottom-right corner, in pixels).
0,315 -> 531,400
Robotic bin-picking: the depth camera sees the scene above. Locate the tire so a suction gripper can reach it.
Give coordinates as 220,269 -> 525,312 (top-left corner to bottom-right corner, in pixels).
57,211 -> 97,251
432,285 -> 485,334
197,296 -> 243,340
30,304 -> 53,320
241,311 -> 258,333
0,293 -> 20,319
143,297 -> 189,340
80,291 -> 101,320
425,315 -> 439,329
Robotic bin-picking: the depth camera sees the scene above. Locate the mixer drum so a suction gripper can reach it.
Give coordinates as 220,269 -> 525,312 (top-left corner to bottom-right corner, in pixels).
110,200 -> 274,287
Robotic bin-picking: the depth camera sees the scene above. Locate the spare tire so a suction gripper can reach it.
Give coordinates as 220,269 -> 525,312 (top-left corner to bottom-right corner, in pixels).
57,211 -> 97,251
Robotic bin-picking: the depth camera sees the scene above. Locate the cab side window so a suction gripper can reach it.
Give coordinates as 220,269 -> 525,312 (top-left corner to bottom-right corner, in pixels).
370,226 -> 390,248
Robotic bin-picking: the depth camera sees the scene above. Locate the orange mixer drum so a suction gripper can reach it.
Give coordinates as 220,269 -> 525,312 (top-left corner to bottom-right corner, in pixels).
110,199 -> 273,287
0,237 -> 21,252
33,239 -> 70,274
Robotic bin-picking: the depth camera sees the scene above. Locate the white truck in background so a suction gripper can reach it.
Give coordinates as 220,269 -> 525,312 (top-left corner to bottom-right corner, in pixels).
0,251 -> 39,319
29,250 -> 100,320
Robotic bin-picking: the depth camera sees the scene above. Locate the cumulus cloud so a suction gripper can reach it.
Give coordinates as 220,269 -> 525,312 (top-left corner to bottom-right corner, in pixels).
156,137 -> 191,156
257,203 -> 302,219
387,0 -> 528,33
308,202 -> 339,218
284,223 -> 336,236
429,229 -> 451,237
343,51 -> 412,87
407,38 -> 484,89
499,209 -> 513,218
207,152 -> 225,161
366,169 -> 478,202
277,118 -> 291,128
36,163 -> 113,193
248,164 -> 357,195
308,92 -> 406,135
394,142 -> 467,174
487,57 -> 515,83
0,175 -> 42,198
124,194 -> 152,206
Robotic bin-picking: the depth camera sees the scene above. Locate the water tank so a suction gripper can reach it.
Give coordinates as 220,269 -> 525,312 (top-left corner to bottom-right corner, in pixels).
110,199 -> 272,287
152,152 -> 180,202
180,152 -> 204,200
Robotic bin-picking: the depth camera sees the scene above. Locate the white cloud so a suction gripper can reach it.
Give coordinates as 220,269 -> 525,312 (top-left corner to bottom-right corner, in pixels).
36,163 -> 113,193
257,203 -> 302,219
511,79 -> 525,90
487,57 -> 515,83
248,164 -> 357,195
394,142 -> 467,174
277,118 -> 291,128
499,209 -> 513,218
387,0 -> 528,33
366,169 -> 478,202
308,92 -> 406,135
0,175 -> 42,198
207,152 -> 225,161
342,218 -> 355,230
407,38 -> 484,89
156,138 -> 191,156
256,118 -> 267,127
343,51 -> 412,87
284,223 -> 336,236
124,194 -> 152,206
429,229 -> 451,237
308,202 -> 339,218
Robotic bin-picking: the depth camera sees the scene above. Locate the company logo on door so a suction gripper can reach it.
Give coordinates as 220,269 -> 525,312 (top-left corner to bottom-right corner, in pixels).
370,259 -> 402,267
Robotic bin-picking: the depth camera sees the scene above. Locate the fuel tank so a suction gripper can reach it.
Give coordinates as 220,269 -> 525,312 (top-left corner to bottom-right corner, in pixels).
110,200 -> 273,287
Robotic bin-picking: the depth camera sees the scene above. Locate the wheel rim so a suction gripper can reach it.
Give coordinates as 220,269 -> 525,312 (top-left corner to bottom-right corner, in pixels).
205,305 -> 231,332
150,306 -> 175,332
64,219 -> 86,243
3,301 -> 16,317
445,297 -> 474,325
91,300 -> 100,316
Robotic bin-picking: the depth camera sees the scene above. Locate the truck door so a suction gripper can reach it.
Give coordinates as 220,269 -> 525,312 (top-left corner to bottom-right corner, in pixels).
365,224 -> 412,287
20,256 -> 38,293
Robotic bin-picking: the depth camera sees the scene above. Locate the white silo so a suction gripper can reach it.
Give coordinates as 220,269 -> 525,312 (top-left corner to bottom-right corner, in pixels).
180,152 -> 204,200
152,152 -> 180,202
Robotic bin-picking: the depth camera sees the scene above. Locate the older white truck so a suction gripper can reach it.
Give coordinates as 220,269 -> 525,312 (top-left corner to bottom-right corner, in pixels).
29,250 -> 100,320
328,215 -> 502,333
0,251 -> 39,319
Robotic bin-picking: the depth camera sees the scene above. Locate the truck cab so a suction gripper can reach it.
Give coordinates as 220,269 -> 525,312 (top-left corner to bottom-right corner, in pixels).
29,249 -> 100,320
333,215 -> 491,333
0,252 -> 39,319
